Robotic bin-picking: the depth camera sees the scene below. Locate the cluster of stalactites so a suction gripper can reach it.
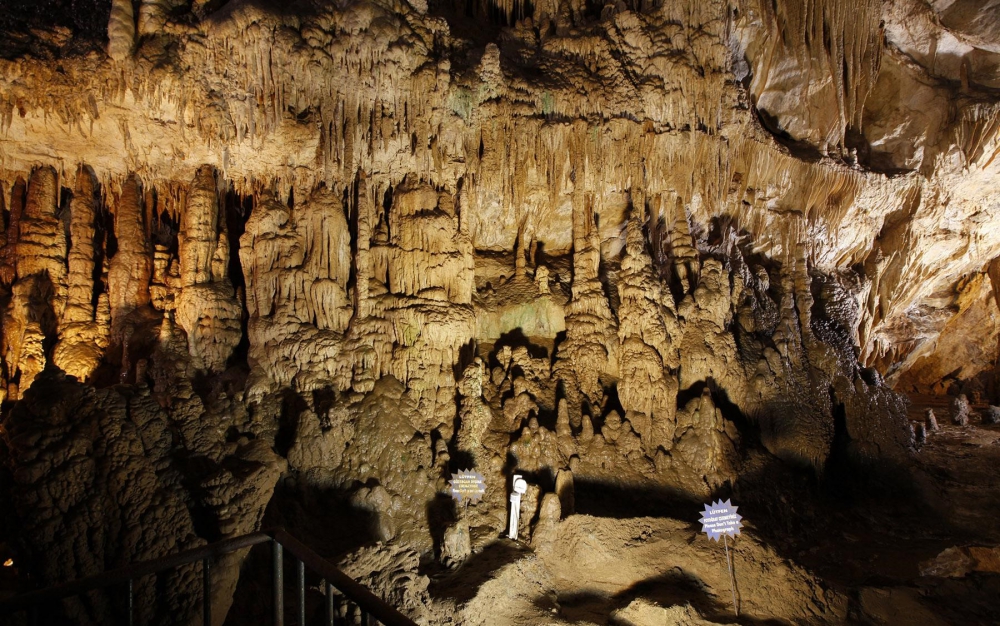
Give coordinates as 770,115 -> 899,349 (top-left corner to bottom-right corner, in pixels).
174,165 -> 242,372
108,0 -> 186,61
0,167 -> 110,396
0,163 -> 248,400
740,0 -> 883,154
237,168 -> 476,435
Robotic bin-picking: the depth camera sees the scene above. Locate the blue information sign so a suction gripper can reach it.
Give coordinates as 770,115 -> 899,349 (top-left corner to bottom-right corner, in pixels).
699,499 -> 743,541
448,469 -> 487,504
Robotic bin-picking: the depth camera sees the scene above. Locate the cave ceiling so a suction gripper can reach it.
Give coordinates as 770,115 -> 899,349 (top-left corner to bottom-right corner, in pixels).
1,0 -> 1000,623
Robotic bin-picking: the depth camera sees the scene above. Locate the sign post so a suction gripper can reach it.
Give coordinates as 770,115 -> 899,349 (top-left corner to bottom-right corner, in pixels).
448,470 -> 487,506
699,499 -> 743,616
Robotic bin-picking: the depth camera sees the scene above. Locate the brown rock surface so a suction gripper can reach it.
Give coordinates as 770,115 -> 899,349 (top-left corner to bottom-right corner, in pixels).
0,0 -> 998,623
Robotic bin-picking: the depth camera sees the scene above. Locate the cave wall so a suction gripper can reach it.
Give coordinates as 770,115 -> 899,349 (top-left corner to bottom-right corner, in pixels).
0,0 -> 998,621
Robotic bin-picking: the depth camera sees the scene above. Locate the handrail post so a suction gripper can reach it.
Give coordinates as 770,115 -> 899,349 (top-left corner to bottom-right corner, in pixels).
0,529 -> 417,626
326,581 -> 334,626
127,578 -> 134,626
203,557 -> 212,626
297,558 -> 306,626
273,540 -> 284,626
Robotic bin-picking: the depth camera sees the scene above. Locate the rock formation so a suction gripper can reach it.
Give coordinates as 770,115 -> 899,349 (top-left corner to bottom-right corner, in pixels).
952,394 -> 971,426
0,0 -> 998,623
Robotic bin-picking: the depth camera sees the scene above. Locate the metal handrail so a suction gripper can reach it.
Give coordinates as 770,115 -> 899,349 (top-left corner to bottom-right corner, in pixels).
271,529 -> 416,626
0,528 -> 419,626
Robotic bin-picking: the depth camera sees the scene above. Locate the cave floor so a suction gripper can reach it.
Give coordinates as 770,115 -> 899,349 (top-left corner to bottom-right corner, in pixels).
421,396 -> 1000,625
10,396 -> 999,625
219,398 -> 1000,625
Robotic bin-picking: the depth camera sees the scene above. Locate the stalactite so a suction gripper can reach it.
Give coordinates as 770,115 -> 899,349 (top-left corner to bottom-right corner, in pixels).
957,102 -> 1000,168
108,174 -> 152,325
63,166 -> 99,325
355,172 -> 373,318
107,0 -> 136,61
180,165 -> 220,288
18,166 -> 68,318
0,177 -> 24,285
743,0 -> 883,152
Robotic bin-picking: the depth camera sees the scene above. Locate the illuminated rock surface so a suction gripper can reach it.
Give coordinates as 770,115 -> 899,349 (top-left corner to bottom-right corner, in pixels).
0,0 -> 998,624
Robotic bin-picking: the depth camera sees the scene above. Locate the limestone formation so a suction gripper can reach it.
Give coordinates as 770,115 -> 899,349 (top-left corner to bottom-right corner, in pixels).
952,394 -> 971,426
175,166 -> 242,371
439,519 -> 472,568
0,0 -> 999,623
108,175 -> 152,326
617,215 -> 678,453
984,406 -> 1000,425
137,0 -> 179,37
926,409 -> 939,432
53,167 -> 110,381
107,0 -> 135,61
4,371 -> 282,625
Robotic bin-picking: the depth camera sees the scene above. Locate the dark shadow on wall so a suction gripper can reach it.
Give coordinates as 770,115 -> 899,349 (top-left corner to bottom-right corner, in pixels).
572,477 -> 705,521
732,448 -> 964,589
0,0 -> 110,58
274,388 -> 309,457
489,328 -> 550,364
223,189 -> 254,370
223,480 -> 380,626
426,493 -> 457,561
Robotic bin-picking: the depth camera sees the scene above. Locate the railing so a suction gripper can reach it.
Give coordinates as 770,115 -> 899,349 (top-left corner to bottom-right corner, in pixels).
0,528 -> 418,626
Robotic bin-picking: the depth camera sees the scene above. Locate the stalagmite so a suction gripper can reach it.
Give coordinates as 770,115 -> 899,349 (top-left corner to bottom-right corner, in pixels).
1,0 -> 999,622
667,197 -> 700,298
554,189 -> 618,410
952,394 -> 971,426
1,167 -> 68,397
985,407 -> 1000,425
53,166 -> 109,381
926,408 -> 939,432
179,165 -> 221,288
617,215 -> 678,452
63,167 -> 99,325
457,358 -> 491,462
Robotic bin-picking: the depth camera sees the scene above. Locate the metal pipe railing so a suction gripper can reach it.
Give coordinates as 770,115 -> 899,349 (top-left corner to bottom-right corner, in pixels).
270,529 -> 416,626
273,540 -> 284,626
0,528 -> 418,626
0,532 -> 272,615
